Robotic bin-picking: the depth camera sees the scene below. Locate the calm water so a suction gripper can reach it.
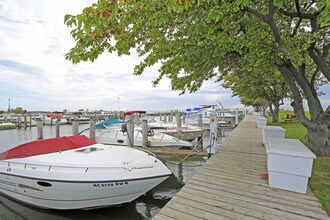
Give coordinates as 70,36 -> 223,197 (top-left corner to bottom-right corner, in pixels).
0,125 -> 204,220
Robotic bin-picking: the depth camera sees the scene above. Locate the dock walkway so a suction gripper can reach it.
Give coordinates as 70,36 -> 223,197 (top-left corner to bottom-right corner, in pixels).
153,115 -> 329,220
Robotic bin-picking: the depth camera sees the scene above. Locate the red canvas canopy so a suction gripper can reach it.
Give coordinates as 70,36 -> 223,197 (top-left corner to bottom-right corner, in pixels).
0,135 -> 96,160
124,110 -> 146,116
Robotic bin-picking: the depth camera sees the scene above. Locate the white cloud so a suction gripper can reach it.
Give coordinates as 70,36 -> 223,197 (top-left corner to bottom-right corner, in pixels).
0,0 -> 242,111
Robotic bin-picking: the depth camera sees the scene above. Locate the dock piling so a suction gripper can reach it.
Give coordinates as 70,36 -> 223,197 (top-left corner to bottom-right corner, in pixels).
37,119 -> 43,139
72,119 -> 79,135
142,119 -> 148,148
89,119 -> 96,141
55,120 -> 60,137
126,120 -> 134,147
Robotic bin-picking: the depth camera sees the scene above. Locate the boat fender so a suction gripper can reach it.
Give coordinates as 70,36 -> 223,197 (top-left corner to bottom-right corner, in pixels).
147,129 -> 154,136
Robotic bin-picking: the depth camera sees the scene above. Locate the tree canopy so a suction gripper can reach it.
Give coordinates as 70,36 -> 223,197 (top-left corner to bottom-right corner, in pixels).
65,0 -> 330,155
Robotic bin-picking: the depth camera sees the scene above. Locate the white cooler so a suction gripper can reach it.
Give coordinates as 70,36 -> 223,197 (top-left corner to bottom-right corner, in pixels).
262,126 -> 286,146
256,116 -> 267,128
266,138 -> 316,194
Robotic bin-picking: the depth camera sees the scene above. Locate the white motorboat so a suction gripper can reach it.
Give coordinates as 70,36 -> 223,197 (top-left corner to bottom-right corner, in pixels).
123,110 -> 205,141
141,115 -> 205,141
0,135 -> 172,210
71,112 -> 90,124
94,126 -> 194,148
185,107 -> 232,127
43,112 -> 67,125
88,114 -> 194,148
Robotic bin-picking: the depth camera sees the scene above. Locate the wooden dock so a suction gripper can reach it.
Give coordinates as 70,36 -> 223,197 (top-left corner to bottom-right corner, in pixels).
153,115 -> 329,220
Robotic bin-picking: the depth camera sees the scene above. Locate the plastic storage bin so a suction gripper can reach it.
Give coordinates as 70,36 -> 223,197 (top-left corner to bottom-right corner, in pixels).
266,138 -> 316,194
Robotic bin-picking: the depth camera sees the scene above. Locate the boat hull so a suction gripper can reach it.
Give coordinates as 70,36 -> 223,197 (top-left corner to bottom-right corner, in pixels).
161,129 -> 205,141
0,140 -> 172,210
0,172 -> 169,210
95,130 -> 194,148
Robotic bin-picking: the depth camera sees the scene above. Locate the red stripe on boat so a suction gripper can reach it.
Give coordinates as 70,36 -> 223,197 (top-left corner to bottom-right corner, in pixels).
0,135 -> 96,160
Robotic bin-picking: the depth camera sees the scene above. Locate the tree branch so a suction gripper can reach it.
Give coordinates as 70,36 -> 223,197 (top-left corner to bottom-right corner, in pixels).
244,7 -> 268,23
308,47 -> 330,81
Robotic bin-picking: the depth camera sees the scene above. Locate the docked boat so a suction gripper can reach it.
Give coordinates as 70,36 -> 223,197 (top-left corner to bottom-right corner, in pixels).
0,135 -> 172,210
91,113 -> 194,148
185,107 -> 232,127
94,127 -> 194,148
141,115 -> 205,141
71,112 -> 90,124
43,112 -> 67,125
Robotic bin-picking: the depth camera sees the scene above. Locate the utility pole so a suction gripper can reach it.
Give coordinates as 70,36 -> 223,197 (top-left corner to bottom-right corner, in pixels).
8,98 -> 10,112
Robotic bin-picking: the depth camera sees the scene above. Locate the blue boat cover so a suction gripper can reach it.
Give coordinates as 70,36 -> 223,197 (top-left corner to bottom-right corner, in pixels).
96,118 -> 121,129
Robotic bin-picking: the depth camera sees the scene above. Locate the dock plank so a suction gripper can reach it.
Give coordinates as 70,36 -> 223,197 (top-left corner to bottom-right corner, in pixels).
153,115 -> 329,220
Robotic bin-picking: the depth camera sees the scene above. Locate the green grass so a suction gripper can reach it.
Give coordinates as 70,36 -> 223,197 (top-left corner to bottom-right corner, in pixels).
268,110 -> 330,215
267,110 -> 308,144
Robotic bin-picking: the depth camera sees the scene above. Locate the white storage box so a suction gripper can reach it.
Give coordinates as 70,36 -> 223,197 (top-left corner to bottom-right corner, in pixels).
252,112 -> 260,119
262,126 -> 286,146
266,138 -> 316,193
256,117 -> 267,128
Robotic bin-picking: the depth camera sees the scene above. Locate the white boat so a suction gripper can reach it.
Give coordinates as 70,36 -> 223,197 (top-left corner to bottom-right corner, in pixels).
43,112 -> 67,125
141,115 -> 205,141
123,110 -> 205,141
94,126 -> 194,148
0,135 -> 172,210
72,112 -> 90,124
91,113 -> 194,148
185,107 -> 232,127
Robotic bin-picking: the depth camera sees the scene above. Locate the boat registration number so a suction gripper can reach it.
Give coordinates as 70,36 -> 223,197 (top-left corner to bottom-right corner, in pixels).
93,181 -> 128,188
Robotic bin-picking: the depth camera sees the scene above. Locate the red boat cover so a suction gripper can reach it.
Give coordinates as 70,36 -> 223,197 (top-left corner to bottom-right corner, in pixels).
0,135 -> 96,160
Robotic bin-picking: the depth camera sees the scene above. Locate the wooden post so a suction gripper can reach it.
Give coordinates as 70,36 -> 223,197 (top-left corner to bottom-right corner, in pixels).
29,115 -> 32,128
37,119 -> 43,139
176,113 -> 182,129
50,117 -> 53,126
89,119 -> 96,141
159,113 -> 162,121
55,120 -> 60,137
198,113 -> 203,127
17,115 -> 22,128
164,114 -> 167,123
72,119 -> 79,135
176,113 -> 182,139
169,112 -> 173,122
126,120 -> 134,147
235,109 -> 239,127
142,119 -> 148,148
24,115 -> 27,129
182,114 -> 186,124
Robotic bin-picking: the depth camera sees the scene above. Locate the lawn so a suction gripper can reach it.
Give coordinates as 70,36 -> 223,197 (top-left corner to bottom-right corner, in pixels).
267,110 -> 330,215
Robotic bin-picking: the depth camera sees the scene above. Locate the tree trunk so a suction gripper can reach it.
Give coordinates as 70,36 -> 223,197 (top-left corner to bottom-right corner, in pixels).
276,63 -> 330,156
269,102 -> 280,123
305,120 -> 330,156
271,103 -> 280,123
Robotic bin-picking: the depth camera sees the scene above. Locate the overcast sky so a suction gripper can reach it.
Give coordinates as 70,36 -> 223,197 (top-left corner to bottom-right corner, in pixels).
0,0 -> 329,112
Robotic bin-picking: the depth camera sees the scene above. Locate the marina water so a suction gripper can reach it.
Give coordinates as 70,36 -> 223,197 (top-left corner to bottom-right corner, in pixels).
0,125 -> 204,219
